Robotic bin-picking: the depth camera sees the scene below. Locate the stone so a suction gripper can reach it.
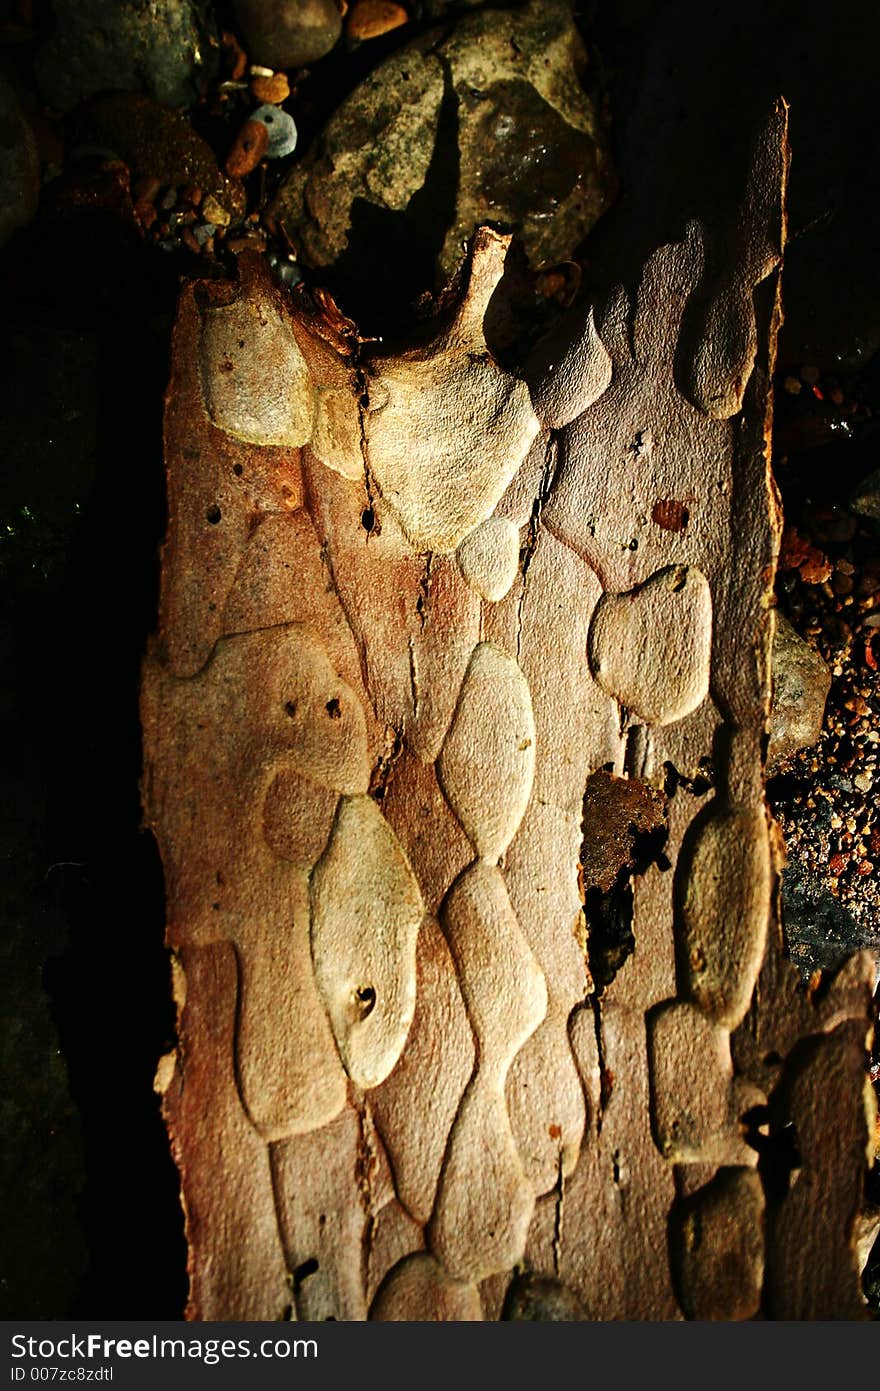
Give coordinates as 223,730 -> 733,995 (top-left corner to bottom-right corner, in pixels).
233,0 -> 342,71
251,73 -> 290,105
850,467 -> 880,523
225,119 -> 269,178
780,859 -> 880,983
767,611 -> 831,771
0,77 -> 40,250
272,0 -> 613,290
348,2 -> 410,43
250,106 -> 298,159
35,0 -> 216,114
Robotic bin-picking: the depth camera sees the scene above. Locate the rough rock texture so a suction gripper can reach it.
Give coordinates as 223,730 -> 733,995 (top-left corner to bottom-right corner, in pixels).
35,0 -> 216,114
143,100 -> 876,1320
850,467 -> 880,523
768,610 -> 832,771
272,0 -> 613,282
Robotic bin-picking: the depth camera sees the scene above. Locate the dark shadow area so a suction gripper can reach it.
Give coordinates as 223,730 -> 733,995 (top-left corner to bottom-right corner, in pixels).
585,0 -> 880,369
0,199 -> 187,1315
321,55 -> 460,339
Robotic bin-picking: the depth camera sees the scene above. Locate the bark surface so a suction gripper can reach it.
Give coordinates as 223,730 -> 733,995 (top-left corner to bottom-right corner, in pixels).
142,101 -> 877,1320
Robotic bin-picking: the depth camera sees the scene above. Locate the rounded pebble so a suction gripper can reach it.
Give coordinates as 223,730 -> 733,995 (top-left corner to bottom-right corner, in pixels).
252,72 -> 290,104
225,118 -> 269,177
233,0 -> 342,71
251,104 -> 298,158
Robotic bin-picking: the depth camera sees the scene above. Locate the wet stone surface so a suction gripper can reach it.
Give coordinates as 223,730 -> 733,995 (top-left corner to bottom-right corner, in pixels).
35,0 -> 218,114
272,0 -> 613,333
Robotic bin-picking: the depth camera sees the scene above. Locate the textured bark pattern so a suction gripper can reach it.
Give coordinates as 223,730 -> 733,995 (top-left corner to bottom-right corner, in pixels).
143,102 -> 877,1320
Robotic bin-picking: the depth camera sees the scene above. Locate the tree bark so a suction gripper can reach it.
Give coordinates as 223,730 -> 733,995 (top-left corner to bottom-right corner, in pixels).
142,99 -> 876,1320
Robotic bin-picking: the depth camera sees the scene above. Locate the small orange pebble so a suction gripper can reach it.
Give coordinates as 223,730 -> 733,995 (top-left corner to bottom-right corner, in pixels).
225,118 -> 270,177
251,72 -> 290,104
347,0 -> 409,42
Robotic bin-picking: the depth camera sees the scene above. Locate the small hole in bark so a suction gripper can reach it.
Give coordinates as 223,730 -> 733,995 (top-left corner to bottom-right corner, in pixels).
233,463 -> 243,476
354,985 -> 376,1017
206,505 -> 222,524
361,507 -> 375,532
284,701 -> 297,717
293,1258 -> 318,1293
325,698 -> 341,719
652,499 -> 690,532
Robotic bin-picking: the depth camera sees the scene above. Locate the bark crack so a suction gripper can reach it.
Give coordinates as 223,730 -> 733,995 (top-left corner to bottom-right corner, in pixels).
590,994 -> 611,1137
552,1143 -> 565,1277
516,430 -> 559,661
354,1098 -> 379,1308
